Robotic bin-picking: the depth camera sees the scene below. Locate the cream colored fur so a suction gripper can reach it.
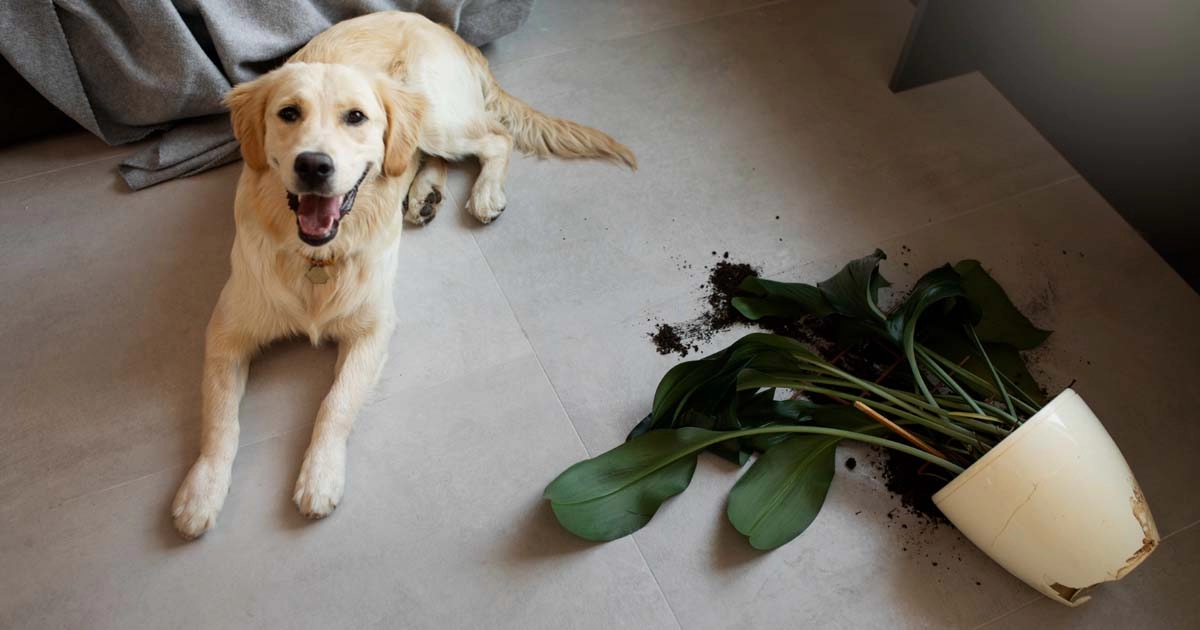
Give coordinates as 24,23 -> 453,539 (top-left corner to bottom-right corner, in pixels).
171,11 -> 634,539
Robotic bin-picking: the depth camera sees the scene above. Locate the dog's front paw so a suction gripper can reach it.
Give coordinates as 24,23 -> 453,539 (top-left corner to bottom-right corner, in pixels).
172,457 -> 231,540
294,441 -> 346,519
468,183 -> 506,224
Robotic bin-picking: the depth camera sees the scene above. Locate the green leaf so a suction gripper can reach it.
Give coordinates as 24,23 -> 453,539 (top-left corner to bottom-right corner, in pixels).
627,413 -> 656,440
648,348 -> 736,427
733,277 -> 834,321
954,260 -> 1052,350
726,434 -> 838,550
738,395 -> 823,425
882,264 -> 970,407
885,264 -> 969,344
545,428 -> 711,541
645,333 -> 819,435
728,414 -> 893,549
816,249 -> 891,322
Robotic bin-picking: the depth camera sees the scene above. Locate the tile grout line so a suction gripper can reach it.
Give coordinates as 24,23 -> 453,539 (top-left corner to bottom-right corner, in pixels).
459,193 -> 684,629
970,595 -> 1041,630
464,227 -> 590,459
48,427 -> 297,511
489,0 -> 794,71
971,517 -> 1200,628
0,152 -> 127,188
594,174 -> 1088,338
628,534 -> 686,630
874,175 -> 1085,247
1162,516 -> 1200,542
750,174 -> 1086,293
442,182 -> 594,458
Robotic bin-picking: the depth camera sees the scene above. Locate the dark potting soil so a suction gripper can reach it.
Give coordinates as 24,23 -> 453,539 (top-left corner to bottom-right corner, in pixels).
649,256 -> 827,357
649,323 -> 693,357
649,258 -> 762,357
881,447 -> 950,523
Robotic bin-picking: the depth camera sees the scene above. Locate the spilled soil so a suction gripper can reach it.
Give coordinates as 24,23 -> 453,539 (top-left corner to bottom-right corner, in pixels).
649,257 -> 810,357
881,446 -> 951,523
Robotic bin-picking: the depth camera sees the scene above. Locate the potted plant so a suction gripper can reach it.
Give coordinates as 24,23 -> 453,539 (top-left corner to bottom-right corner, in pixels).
544,251 -> 1158,607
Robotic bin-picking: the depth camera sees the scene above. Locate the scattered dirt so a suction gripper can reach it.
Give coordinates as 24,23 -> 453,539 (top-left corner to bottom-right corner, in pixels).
649,254 -> 841,358
649,323 -> 695,357
706,260 -> 759,329
648,257 -> 763,356
881,447 -> 951,524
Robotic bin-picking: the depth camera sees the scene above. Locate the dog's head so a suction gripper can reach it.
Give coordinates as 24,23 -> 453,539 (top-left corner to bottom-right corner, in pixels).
224,62 -> 423,246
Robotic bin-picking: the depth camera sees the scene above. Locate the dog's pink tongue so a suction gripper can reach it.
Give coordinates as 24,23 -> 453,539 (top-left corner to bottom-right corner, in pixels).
296,194 -> 343,236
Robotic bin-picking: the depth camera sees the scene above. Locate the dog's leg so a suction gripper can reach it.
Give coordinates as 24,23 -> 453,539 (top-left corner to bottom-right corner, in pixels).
463,131 -> 513,224
172,315 -> 257,539
404,156 -> 448,225
294,320 -> 394,518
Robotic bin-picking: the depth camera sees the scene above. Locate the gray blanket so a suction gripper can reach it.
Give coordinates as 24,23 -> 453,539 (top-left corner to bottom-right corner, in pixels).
0,1 -> 531,190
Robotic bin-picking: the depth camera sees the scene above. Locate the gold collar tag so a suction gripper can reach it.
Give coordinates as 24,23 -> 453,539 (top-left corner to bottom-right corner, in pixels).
305,257 -> 335,284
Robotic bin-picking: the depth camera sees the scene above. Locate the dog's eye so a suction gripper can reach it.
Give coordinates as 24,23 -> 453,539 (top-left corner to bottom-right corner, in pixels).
344,110 -> 367,125
278,106 -> 301,122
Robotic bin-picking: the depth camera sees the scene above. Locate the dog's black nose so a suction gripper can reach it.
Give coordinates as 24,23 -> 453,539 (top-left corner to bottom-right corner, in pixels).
293,152 -> 335,187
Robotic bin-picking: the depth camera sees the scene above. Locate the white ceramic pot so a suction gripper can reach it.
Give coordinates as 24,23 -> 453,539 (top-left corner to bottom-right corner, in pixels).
932,388 -> 1158,606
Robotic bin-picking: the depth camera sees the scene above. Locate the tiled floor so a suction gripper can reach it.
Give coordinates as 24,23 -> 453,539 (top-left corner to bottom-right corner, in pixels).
2,1 -> 1197,628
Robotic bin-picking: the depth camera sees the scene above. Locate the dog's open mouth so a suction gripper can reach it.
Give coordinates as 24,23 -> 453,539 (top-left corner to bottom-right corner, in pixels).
287,168 -> 369,246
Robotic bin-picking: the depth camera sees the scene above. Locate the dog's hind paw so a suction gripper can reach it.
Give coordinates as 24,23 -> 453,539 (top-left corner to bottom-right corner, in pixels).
404,187 -> 444,225
468,185 -> 506,224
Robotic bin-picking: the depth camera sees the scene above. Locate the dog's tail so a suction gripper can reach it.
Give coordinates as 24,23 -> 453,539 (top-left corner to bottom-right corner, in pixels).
486,85 -> 637,170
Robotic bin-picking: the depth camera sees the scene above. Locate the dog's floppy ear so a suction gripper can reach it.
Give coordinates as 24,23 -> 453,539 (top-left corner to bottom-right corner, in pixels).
376,77 -> 426,178
223,74 -> 274,171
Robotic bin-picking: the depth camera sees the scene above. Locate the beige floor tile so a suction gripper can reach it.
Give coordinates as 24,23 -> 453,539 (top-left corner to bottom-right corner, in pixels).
0,355 -> 677,630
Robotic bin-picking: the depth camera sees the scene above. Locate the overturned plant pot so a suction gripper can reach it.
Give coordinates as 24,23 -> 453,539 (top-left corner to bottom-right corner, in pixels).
932,388 -> 1159,607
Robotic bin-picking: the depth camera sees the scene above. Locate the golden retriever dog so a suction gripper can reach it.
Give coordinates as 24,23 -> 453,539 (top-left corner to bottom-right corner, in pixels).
171,11 -> 635,539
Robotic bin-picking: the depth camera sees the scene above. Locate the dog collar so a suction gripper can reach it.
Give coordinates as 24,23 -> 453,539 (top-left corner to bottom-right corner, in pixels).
305,255 -> 336,284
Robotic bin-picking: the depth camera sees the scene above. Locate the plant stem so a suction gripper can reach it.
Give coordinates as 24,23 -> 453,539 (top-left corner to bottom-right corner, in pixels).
889,388 -> 1020,427
853,401 -> 949,459
997,371 -> 1042,412
903,326 -> 943,413
806,376 -> 1009,438
966,325 -> 1016,417
948,411 -> 1010,424
791,357 -> 932,420
916,348 -> 986,416
725,426 -> 965,474
922,347 -> 1039,416
799,385 -> 984,443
